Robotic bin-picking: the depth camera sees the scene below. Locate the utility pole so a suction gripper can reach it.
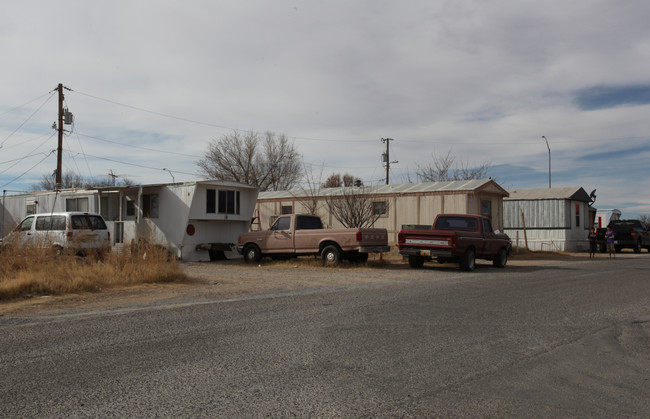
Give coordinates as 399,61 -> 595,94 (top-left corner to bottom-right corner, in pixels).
542,135 -> 551,188
381,138 -> 397,185
56,83 -> 64,189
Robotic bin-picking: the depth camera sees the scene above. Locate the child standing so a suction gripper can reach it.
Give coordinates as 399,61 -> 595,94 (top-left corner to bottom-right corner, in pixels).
588,228 -> 598,259
605,226 -> 616,258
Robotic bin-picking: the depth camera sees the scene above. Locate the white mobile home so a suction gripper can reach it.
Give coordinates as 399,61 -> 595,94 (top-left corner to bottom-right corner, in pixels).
503,187 -> 594,252
1,180 -> 258,261
594,208 -> 621,229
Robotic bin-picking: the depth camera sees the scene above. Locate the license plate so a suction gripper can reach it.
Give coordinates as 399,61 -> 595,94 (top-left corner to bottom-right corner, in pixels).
614,240 -> 619,244
419,249 -> 430,256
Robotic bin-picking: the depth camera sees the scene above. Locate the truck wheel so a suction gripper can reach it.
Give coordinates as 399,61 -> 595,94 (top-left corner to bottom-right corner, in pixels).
408,255 -> 425,269
321,245 -> 342,266
493,247 -> 508,268
460,248 -> 476,272
633,240 -> 641,253
243,244 -> 262,263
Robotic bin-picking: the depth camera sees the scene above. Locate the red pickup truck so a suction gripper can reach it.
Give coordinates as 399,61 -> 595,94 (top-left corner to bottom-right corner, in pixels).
397,214 -> 511,271
237,214 -> 390,265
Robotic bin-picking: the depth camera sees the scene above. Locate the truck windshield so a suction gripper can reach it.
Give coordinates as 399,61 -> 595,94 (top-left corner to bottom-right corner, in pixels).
434,216 -> 478,231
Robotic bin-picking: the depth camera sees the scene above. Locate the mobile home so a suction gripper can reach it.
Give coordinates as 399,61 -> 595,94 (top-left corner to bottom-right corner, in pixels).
1,180 -> 258,262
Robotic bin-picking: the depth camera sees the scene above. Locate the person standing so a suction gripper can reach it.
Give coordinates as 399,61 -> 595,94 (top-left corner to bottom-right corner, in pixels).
588,227 -> 598,259
605,226 -> 616,258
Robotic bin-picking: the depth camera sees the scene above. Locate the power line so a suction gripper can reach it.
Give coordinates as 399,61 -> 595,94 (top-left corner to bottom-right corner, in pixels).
0,92 -> 55,148
75,131 -> 202,158
0,150 -> 55,190
0,132 -> 56,175
68,150 -> 197,176
69,89 -> 380,144
0,92 -> 53,118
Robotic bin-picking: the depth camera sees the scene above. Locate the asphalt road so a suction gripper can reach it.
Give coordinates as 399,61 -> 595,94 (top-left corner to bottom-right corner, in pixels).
1,255 -> 649,417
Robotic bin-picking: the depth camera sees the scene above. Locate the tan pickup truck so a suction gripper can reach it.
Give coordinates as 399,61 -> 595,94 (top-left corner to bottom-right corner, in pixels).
237,214 -> 390,265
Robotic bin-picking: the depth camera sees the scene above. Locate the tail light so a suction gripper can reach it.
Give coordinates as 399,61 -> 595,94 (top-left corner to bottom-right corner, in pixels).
398,232 -> 404,243
356,232 -> 362,242
631,231 -> 636,238
67,231 -> 73,241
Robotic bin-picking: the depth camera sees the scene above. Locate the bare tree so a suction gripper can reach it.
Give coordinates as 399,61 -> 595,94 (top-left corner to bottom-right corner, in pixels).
298,162 -> 324,215
638,214 -> 650,227
326,187 -> 386,228
416,150 -> 490,182
197,130 -> 302,191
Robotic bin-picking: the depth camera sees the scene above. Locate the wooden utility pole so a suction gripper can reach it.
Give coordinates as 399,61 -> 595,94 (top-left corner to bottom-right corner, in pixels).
381,138 -> 395,185
56,83 -> 64,189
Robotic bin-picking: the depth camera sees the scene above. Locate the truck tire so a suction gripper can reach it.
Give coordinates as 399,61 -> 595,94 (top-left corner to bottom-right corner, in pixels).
408,255 -> 425,269
493,247 -> 508,268
243,244 -> 262,263
633,240 -> 641,253
321,245 -> 342,266
460,248 -> 476,272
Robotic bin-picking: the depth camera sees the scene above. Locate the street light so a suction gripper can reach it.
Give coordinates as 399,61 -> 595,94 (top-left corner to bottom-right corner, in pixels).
542,136 -> 551,188
163,168 -> 175,182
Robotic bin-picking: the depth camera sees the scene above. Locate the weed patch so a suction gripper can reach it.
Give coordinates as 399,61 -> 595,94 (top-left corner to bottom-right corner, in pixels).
0,242 -> 187,301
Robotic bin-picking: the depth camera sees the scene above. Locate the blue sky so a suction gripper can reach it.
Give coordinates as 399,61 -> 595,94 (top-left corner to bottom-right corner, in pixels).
1,1 -> 649,218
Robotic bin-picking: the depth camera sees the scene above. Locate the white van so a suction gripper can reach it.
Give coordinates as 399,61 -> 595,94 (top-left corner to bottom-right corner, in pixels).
4,212 -> 111,255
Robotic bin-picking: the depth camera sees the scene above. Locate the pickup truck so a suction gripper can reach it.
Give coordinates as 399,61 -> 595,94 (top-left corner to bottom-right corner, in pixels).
397,214 -> 511,271
596,219 -> 650,253
237,214 -> 390,265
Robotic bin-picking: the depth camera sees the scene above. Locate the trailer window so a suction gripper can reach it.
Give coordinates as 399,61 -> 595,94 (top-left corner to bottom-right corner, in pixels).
218,190 -> 240,215
206,189 -> 216,213
66,197 -> 89,212
372,201 -> 387,216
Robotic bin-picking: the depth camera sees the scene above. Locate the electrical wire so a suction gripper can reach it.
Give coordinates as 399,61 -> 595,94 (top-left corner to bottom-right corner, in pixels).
0,92 -> 55,148
74,131 -> 202,158
67,150 -> 197,176
0,132 -> 56,175
0,150 -> 55,190
0,92 -> 53,118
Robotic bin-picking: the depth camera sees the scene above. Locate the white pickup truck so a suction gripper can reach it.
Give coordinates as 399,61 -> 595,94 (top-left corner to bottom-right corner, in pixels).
237,214 -> 390,265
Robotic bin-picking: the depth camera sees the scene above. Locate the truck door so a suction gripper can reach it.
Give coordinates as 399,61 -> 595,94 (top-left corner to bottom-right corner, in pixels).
481,218 -> 499,255
265,215 -> 295,253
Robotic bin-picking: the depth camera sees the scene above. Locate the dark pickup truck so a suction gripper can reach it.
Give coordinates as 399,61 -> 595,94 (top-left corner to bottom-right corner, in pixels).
397,214 -> 512,271
596,219 -> 650,253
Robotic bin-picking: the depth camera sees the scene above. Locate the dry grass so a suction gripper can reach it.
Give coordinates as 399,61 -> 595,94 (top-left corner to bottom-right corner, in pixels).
0,242 -> 187,301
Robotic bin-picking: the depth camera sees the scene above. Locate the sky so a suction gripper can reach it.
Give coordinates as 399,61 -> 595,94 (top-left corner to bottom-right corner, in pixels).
1,0 -> 649,218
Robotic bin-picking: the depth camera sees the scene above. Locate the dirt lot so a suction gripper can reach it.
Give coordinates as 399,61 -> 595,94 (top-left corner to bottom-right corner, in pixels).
0,250 -> 583,317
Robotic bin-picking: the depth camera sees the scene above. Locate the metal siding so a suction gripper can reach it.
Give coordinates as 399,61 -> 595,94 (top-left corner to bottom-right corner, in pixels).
504,199 -> 569,229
